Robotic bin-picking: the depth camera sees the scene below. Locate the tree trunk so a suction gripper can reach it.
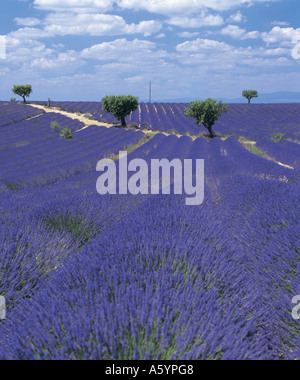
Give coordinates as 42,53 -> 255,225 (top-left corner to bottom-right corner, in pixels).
248,98 -> 251,104
121,116 -> 126,128
207,126 -> 215,138
23,96 -> 26,103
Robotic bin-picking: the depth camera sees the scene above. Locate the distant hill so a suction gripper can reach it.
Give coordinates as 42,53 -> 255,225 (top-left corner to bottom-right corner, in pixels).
152,91 -> 300,104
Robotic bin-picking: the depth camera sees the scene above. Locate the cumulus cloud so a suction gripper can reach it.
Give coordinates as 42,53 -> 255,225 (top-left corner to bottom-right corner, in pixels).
270,21 -> 290,27
221,25 -> 260,39
168,13 -> 224,28
44,13 -> 162,36
3,36 -> 54,66
116,0 -> 275,15
175,37 -> 293,73
262,27 -> 300,46
30,51 -> 85,72
81,38 -> 158,60
10,13 -> 162,39
33,0 -> 276,15
9,27 -> 54,40
178,32 -> 200,38
34,0 -> 114,12
177,38 -> 231,52
14,17 -> 42,27
226,11 -> 246,23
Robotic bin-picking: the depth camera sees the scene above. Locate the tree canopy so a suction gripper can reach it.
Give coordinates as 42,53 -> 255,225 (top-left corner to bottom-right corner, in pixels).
242,90 -> 258,104
184,98 -> 228,138
102,95 -> 139,127
12,84 -> 32,103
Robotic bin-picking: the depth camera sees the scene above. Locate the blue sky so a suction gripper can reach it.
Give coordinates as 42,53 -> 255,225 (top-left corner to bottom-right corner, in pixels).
0,0 -> 299,101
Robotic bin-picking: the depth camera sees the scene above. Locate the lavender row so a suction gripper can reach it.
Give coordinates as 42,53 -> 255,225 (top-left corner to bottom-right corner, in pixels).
0,174 -> 299,359
0,102 -> 44,128
0,127 -> 144,189
0,126 -> 127,172
0,113 -> 84,151
257,139 -> 300,169
38,135 -> 298,196
0,114 -> 299,359
33,101 -> 300,140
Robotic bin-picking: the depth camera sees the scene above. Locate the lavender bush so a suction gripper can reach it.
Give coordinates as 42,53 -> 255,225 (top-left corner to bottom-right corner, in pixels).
0,102 -> 299,360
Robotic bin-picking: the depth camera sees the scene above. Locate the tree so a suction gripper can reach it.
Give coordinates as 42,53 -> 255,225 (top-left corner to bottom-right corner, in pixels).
242,90 -> 258,104
184,98 -> 228,138
60,127 -> 73,141
102,95 -> 139,127
12,84 -> 32,103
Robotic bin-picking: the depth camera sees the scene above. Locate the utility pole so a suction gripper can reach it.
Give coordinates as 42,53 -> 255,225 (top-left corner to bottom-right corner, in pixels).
149,81 -> 152,103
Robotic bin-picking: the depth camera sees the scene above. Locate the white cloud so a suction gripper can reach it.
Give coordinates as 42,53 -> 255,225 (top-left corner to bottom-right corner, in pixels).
168,13 -> 224,28
9,27 -> 54,40
34,0 -> 276,15
9,14 -> 162,39
178,32 -> 200,38
177,38 -> 231,52
81,38 -> 158,60
30,50 -> 85,72
3,36 -> 53,66
270,21 -> 290,27
221,25 -> 260,39
14,17 -> 42,27
175,37 -> 293,71
221,25 -> 246,38
226,11 -> 246,23
43,13 -> 162,37
262,27 -> 300,46
117,0 -> 275,15
34,0 -> 114,12
155,33 -> 166,39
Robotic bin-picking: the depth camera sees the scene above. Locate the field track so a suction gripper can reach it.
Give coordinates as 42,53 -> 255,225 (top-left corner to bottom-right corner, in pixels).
27,103 -> 295,170
0,101 -> 299,360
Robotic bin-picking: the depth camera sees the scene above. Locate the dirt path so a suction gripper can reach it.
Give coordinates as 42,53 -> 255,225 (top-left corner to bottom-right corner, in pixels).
28,103 -> 114,132
27,103 -> 295,170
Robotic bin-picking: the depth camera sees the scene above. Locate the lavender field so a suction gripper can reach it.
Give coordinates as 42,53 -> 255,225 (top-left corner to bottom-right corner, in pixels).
33,101 -> 300,141
0,102 -> 299,360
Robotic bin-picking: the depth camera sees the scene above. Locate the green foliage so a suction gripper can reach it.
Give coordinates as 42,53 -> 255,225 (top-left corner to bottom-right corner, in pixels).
10,98 -> 16,102
167,129 -> 178,135
241,143 -> 265,157
271,133 -> 285,142
4,181 -> 21,191
184,98 -> 228,138
44,215 -> 96,248
12,84 -> 32,103
60,127 -> 73,141
141,121 -> 151,130
242,90 -> 258,104
102,95 -> 139,127
50,121 -> 62,133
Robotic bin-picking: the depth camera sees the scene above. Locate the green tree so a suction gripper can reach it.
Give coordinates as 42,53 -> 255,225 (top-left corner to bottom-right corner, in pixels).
12,84 -> 33,103
102,95 -> 139,127
242,90 -> 258,104
60,127 -> 73,141
184,98 -> 228,138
